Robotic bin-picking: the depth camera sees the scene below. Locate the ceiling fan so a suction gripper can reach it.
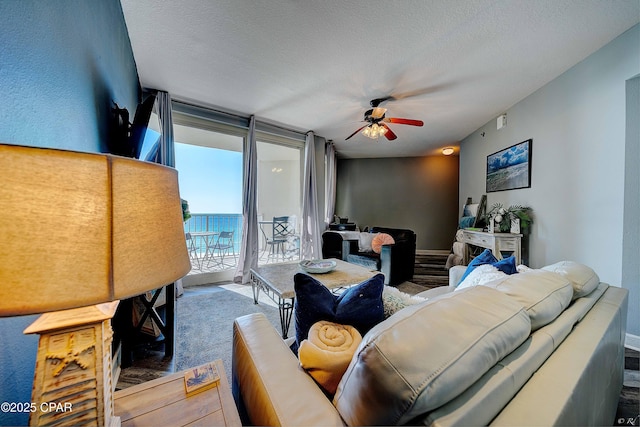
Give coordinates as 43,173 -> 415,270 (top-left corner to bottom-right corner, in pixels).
345,96 -> 424,141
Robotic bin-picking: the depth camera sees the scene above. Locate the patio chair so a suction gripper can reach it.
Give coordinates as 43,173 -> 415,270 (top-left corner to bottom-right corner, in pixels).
207,231 -> 237,268
265,216 -> 297,262
185,232 -> 202,270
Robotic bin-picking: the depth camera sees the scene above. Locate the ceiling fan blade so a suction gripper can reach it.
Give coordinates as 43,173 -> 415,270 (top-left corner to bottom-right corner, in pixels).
382,124 -> 397,141
345,125 -> 368,140
370,96 -> 395,107
385,117 -> 424,127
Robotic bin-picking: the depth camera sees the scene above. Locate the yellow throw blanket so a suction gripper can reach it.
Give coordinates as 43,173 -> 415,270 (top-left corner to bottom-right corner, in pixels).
299,320 -> 362,395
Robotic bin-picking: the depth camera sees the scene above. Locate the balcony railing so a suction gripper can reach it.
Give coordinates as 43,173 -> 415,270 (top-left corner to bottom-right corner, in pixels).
184,213 -> 242,247
184,213 -> 300,275
184,214 -> 241,274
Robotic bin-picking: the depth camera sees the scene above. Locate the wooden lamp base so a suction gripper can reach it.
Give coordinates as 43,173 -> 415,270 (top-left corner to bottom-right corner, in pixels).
24,301 -> 121,427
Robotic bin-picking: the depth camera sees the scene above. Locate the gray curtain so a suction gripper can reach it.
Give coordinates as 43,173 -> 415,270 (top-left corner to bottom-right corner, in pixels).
234,116 -> 259,284
324,141 -> 337,229
301,131 -> 323,259
156,91 -> 175,167
145,90 -> 181,350
144,91 -> 175,167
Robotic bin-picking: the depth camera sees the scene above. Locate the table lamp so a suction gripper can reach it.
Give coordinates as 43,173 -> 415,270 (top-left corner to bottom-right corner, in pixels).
0,143 -> 191,426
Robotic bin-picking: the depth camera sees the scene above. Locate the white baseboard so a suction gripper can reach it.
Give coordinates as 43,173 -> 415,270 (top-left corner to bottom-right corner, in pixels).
626,333 -> 640,351
182,270 -> 235,287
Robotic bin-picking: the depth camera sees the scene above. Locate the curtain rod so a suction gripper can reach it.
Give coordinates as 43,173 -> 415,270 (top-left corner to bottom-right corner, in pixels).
170,98 -> 309,138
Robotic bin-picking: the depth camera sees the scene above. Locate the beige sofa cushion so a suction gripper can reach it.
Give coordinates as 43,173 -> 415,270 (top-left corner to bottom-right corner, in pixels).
333,286 -> 531,426
484,269 -> 574,331
541,260 -> 600,299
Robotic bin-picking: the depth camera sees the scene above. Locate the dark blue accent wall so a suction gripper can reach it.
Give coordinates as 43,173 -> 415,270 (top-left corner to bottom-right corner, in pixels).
0,1 -> 140,425
0,0 -> 140,152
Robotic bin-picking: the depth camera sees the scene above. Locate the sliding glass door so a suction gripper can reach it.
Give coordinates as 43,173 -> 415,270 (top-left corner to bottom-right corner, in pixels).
256,141 -> 302,264
173,123 -> 244,282
157,108 -> 304,284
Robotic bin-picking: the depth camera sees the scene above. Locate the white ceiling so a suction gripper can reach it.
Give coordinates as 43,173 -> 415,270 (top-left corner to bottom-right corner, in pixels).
121,0 -> 639,159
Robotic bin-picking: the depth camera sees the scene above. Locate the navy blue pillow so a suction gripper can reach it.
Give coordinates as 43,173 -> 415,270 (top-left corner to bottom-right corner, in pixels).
493,255 -> 518,274
293,273 -> 385,352
459,249 -> 518,283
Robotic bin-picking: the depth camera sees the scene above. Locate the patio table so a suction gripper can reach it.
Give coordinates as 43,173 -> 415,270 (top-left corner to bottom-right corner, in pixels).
190,231 -> 218,266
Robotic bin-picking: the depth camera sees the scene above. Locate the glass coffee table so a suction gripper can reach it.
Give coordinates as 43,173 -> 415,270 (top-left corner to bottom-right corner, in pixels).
250,259 -> 377,338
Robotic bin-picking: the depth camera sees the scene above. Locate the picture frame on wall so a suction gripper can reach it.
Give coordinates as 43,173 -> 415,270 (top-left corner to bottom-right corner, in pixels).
486,139 -> 532,192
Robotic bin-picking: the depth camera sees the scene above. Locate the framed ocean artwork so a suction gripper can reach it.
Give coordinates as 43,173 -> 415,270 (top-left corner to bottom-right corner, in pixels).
486,139 -> 532,192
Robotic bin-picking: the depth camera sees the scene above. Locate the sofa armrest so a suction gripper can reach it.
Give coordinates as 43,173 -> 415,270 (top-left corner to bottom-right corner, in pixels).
379,244 -> 397,285
322,231 -> 344,259
380,242 -> 415,286
232,313 -> 344,427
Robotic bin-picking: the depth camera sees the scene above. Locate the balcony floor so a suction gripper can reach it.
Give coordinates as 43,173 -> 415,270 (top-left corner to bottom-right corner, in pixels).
186,247 -> 300,276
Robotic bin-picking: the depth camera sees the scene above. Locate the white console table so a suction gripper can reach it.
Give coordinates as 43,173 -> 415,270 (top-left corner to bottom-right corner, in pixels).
460,229 -> 522,265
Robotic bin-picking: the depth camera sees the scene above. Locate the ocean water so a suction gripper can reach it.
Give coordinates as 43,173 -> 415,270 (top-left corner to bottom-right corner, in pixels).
486,162 -> 529,192
184,213 -> 243,251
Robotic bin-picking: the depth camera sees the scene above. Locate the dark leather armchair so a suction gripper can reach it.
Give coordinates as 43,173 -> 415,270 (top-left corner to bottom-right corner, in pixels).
321,230 -> 347,259
322,227 -> 416,286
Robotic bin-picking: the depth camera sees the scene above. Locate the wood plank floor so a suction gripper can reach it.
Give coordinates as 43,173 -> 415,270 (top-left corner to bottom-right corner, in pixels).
411,252 -> 449,289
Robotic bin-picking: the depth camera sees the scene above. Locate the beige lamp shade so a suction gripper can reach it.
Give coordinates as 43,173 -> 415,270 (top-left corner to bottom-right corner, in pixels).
0,143 -> 191,316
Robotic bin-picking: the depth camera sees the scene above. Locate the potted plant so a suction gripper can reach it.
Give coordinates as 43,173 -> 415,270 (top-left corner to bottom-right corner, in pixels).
483,203 -> 533,233
181,198 -> 192,222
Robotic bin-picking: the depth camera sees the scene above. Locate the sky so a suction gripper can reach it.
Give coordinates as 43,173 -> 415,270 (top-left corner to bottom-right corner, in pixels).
174,142 -> 242,214
487,140 -> 530,173
139,130 -> 242,214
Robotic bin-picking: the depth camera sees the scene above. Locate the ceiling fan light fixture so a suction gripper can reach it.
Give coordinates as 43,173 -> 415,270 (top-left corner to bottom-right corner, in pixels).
362,123 -> 386,139
345,99 -> 422,141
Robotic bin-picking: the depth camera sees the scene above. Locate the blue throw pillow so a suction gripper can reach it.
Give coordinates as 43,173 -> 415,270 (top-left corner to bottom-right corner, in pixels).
293,273 -> 385,352
459,249 -> 518,283
493,255 -> 518,275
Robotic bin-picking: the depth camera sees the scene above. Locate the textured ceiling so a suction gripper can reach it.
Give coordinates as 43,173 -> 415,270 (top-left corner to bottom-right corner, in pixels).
121,0 -> 639,158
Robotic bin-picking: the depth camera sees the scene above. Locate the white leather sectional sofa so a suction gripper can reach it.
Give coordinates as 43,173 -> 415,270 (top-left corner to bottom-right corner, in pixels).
232,261 -> 628,426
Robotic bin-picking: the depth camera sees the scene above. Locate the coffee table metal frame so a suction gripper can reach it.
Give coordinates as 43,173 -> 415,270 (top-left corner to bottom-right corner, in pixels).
250,259 -> 377,338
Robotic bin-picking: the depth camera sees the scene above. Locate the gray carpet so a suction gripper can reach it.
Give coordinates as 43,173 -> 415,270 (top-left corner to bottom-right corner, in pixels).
175,284 -> 286,384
